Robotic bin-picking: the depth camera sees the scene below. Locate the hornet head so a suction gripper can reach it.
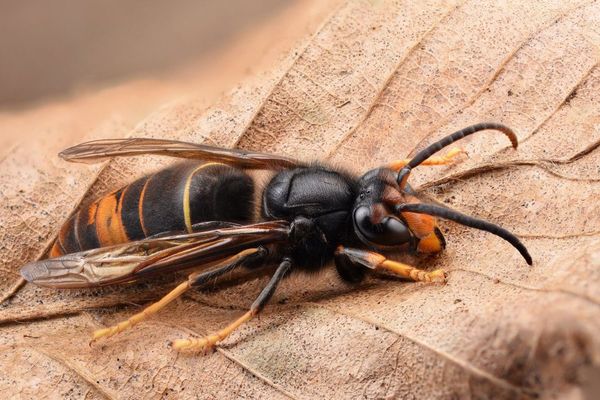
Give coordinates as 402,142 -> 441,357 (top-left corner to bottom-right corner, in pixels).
350,123 -> 532,265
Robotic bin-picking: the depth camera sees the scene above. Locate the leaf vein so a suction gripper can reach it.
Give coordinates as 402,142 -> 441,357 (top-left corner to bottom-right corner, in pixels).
306,302 -> 535,398
32,347 -> 118,400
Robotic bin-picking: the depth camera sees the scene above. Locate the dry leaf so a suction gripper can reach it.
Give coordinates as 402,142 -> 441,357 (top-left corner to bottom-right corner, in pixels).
2,1 -> 600,399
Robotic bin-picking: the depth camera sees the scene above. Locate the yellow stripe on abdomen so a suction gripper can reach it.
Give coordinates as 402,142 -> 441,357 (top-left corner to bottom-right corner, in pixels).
138,176 -> 152,237
182,162 -> 225,233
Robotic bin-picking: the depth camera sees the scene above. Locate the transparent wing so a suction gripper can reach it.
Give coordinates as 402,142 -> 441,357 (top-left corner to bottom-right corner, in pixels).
59,138 -> 303,169
21,221 -> 290,288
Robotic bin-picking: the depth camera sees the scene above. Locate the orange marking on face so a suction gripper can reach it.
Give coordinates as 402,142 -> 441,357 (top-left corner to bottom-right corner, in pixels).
417,231 -> 443,253
401,211 -> 436,239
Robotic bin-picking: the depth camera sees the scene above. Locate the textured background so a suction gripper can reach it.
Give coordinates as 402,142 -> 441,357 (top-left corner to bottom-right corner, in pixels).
1,1 -> 599,398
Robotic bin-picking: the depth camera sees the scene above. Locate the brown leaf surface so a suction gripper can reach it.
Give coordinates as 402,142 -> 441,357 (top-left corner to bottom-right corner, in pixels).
2,1 -> 600,399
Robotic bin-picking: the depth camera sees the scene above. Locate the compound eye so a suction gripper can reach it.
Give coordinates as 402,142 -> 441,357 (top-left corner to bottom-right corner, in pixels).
354,206 -> 411,246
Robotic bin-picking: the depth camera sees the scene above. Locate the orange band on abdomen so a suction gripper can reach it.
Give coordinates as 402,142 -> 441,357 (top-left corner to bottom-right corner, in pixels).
95,191 -> 128,247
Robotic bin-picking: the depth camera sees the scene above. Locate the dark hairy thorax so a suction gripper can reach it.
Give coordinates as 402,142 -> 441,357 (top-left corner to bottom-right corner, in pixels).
261,165 -> 358,269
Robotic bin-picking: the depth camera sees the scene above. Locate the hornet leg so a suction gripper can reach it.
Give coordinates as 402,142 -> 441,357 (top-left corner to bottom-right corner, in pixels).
91,247 -> 266,343
388,147 -> 464,171
335,246 -> 446,283
172,257 -> 292,352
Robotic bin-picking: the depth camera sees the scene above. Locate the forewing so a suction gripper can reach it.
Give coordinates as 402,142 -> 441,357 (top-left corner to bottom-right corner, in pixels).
20,221 -> 290,288
59,138 -> 304,169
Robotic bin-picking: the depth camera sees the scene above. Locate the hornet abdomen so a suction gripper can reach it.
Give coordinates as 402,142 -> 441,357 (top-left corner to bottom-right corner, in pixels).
50,162 -> 254,257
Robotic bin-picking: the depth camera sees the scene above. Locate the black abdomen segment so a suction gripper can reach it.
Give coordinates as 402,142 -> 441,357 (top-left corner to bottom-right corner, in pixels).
50,162 -> 254,257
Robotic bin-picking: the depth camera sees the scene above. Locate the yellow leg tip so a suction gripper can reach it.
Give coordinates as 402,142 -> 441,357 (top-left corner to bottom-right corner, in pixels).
172,338 -> 194,349
92,327 -> 113,341
445,147 -> 464,159
172,336 -> 216,352
429,269 -> 447,283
